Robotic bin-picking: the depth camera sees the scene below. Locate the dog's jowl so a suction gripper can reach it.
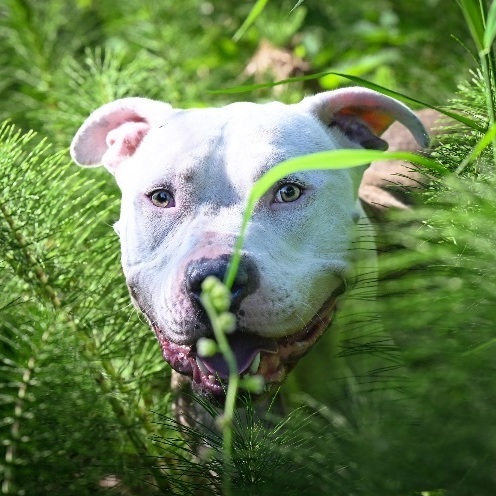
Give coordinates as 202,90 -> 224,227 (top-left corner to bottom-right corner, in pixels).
71,88 -> 428,402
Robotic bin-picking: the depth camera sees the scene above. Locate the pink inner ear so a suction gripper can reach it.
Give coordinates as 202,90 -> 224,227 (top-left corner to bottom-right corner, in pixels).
102,121 -> 150,171
340,107 -> 394,136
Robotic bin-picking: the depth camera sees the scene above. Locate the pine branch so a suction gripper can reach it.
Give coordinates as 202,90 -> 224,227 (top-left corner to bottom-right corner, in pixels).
0,123 -> 177,493
2,207 -> 173,492
1,317 -> 48,496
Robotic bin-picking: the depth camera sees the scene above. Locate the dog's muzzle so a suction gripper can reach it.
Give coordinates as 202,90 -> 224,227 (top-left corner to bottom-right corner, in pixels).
153,279 -> 346,399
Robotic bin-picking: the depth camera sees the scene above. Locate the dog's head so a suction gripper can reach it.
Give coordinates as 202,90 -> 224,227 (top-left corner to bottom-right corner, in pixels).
71,88 -> 427,399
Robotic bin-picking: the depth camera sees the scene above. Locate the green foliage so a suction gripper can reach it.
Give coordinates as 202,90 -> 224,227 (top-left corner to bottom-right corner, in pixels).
0,124 -> 175,494
457,0 -> 496,164
1,0 -> 496,494
0,0 -> 474,140
198,74 -> 496,494
370,183 -> 496,494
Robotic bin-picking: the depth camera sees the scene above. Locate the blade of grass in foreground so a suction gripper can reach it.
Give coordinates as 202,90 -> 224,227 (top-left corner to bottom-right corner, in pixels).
483,0 -> 496,51
224,149 -> 448,288
209,73 -> 484,132
457,121 -> 496,174
457,0 -> 486,52
329,74 -> 485,132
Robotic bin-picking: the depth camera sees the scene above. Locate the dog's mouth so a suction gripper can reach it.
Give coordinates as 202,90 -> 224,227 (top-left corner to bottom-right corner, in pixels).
154,285 -> 344,399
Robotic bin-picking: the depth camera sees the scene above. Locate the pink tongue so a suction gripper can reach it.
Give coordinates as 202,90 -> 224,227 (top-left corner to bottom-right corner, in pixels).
199,333 -> 277,379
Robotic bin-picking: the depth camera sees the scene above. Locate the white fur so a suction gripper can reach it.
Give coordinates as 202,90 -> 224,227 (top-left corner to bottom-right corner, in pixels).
71,89 -> 427,383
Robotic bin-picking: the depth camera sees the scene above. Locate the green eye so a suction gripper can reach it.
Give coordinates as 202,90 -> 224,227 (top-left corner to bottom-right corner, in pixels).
275,183 -> 303,203
149,189 -> 175,208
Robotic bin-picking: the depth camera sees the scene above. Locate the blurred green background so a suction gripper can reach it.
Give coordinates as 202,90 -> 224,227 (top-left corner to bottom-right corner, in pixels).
0,0 -> 473,139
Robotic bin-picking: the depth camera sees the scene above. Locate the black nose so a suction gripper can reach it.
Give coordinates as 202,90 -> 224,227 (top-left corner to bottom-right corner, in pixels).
186,256 -> 257,310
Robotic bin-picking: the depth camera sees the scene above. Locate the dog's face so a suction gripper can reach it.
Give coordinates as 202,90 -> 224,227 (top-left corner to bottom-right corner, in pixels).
71,89 -> 427,398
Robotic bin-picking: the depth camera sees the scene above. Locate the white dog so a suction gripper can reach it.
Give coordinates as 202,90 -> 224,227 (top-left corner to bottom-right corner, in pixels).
71,88 -> 428,403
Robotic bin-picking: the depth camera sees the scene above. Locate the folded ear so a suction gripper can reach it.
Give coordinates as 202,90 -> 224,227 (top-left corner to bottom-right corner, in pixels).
299,87 -> 429,151
70,97 -> 174,173
297,87 -> 429,196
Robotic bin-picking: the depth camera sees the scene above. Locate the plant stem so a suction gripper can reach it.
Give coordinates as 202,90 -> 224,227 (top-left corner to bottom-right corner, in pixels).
480,51 -> 496,167
200,294 -> 240,496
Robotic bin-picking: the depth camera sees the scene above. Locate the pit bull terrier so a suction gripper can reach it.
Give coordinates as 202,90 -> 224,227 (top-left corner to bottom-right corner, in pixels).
70,88 -> 428,406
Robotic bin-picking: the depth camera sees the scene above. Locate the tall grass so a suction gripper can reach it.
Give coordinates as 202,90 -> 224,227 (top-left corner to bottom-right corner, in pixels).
457,0 -> 496,162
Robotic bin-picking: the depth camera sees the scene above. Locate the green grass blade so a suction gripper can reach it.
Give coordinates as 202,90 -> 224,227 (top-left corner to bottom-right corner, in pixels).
457,0 -> 485,51
327,73 -> 485,132
208,70 -> 338,94
290,0 -> 306,13
456,121 -> 496,173
233,0 -> 270,42
451,33 -> 479,64
224,149 -> 448,288
483,0 -> 496,50
210,72 -> 484,132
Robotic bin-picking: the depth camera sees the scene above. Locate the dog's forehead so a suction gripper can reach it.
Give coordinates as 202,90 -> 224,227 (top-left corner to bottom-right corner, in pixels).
117,101 -> 334,190
220,102 -> 334,179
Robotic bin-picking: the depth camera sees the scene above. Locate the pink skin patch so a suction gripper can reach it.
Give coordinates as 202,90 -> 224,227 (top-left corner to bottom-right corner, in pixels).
102,121 -> 150,171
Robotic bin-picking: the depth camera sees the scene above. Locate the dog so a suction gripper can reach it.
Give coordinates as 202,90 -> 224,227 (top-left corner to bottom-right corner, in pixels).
70,88 -> 429,408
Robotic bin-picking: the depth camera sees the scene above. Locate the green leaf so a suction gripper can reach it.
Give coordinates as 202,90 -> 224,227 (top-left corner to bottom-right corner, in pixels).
224,149 -> 448,288
233,0 -> 270,42
290,0 -> 306,14
483,0 -> 496,50
208,70 -> 337,94
457,0 -> 486,51
210,72 -> 485,132
456,121 -> 496,173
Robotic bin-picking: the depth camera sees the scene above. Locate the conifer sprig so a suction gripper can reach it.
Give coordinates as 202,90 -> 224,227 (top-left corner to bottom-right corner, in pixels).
0,123 -> 175,493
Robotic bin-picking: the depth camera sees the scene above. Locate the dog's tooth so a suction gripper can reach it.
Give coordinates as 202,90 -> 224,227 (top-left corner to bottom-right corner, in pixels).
249,352 -> 261,374
196,357 -> 209,375
192,363 -> 202,384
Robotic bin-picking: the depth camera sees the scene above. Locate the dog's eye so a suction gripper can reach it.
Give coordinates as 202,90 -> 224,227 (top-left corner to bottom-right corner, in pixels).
274,183 -> 303,203
149,189 -> 175,208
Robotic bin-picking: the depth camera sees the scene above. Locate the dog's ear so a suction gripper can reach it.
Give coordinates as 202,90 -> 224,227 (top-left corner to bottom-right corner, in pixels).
71,98 -> 174,173
299,87 -> 429,150
298,87 -> 429,195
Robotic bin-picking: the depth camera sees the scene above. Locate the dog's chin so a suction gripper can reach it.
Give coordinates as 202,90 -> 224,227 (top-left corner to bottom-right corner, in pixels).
152,285 -> 343,402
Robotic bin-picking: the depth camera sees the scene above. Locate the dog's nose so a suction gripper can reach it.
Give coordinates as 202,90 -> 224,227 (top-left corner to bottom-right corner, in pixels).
186,256 -> 257,310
